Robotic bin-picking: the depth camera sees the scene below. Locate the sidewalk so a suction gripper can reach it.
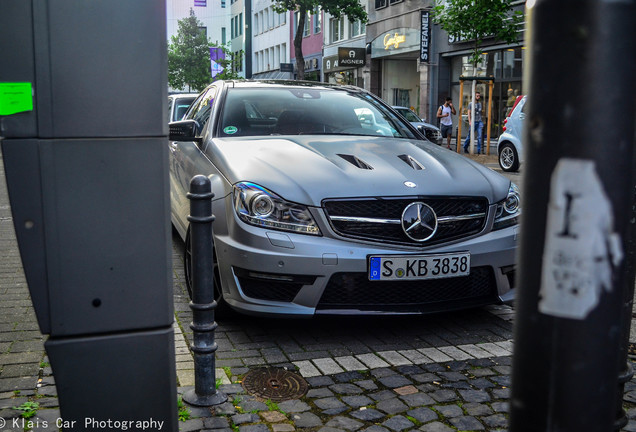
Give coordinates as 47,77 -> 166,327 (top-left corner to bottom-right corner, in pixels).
1,146 -> 636,432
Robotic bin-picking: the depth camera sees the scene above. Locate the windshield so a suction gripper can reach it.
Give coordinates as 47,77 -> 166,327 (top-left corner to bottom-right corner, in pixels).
395,108 -> 422,123
219,87 -> 417,139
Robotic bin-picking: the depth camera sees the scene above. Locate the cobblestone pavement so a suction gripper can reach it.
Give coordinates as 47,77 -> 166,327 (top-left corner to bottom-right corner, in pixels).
1,147 -> 636,432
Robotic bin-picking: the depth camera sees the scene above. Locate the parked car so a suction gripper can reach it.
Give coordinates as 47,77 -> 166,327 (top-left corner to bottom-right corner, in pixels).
497,95 -> 526,172
169,80 -> 520,317
168,93 -> 198,122
392,106 -> 442,145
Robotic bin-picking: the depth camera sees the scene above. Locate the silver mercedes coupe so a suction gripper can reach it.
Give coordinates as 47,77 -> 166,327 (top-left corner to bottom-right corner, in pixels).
169,80 -> 520,317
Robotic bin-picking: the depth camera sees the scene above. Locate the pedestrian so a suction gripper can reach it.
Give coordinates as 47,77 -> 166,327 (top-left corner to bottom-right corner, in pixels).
463,91 -> 484,154
437,97 -> 456,149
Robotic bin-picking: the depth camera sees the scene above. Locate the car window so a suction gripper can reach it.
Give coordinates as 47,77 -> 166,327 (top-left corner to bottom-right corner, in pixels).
218,87 -> 417,139
172,97 -> 196,122
184,88 -> 217,133
168,99 -> 173,120
397,108 -> 421,123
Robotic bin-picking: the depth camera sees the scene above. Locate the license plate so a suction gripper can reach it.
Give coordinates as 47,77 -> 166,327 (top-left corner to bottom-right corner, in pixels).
368,252 -> 470,281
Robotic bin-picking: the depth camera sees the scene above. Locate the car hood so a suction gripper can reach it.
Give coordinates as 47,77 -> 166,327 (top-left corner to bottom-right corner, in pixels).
209,135 -> 510,206
410,121 -> 439,131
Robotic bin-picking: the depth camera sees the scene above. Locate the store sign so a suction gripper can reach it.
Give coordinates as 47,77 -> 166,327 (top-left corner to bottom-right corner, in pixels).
338,47 -> 366,67
383,33 -> 406,49
371,28 -> 420,58
420,11 -> 431,62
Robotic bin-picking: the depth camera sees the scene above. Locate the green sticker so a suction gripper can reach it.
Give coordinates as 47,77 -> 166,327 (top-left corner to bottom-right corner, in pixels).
0,83 -> 33,116
224,126 -> 238,134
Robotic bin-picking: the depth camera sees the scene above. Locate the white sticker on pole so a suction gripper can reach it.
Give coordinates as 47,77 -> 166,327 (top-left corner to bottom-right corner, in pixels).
539,159 -> 623,320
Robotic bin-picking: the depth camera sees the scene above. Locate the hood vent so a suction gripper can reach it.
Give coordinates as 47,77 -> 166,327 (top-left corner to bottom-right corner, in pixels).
337,154 -> 374,170
398,154 -> 426,170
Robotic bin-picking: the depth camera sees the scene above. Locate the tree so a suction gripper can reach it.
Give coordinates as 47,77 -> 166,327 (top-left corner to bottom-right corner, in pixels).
273,0 -> 367,80
168,9 -> 213,91
433,0 -> 523,153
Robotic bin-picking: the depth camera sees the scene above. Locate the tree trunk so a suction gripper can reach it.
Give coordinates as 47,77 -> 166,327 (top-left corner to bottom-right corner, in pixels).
469,72 -> 476,154
294,7 -> 307,80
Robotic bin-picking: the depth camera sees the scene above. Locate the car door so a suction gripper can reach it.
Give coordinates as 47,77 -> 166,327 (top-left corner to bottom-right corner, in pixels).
169,85 -> 219,235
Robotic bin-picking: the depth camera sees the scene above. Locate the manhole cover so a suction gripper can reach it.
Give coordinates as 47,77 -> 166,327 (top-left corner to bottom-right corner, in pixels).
242,367 -> 308,401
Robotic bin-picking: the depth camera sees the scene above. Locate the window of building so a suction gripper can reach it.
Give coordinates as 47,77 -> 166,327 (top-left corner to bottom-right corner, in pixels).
313,7 -> 321,34
222,27 -> 226,44
198,26 -> 207,38
221,0 -> 225,7
375,0 -> 387,10
239,13 -> 243,36
254,14 -> 259,34
329,16 -> 345,42
350,18 -> 365,37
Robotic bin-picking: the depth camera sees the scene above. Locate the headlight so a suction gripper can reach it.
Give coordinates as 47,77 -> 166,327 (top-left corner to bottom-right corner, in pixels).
233,182 -> 321,235
493,182 -> 521,230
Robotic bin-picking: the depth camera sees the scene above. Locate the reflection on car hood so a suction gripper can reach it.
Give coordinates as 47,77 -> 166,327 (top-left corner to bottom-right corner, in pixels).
210,136 -> 510,206
410,121 -> 439,131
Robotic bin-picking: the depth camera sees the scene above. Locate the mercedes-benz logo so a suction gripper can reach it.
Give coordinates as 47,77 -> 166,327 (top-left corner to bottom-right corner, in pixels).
401,202 -> 438,242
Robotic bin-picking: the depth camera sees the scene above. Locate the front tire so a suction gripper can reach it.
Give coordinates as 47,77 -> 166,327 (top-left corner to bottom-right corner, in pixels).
184,228 -> 229,315
498,142 -> 519,172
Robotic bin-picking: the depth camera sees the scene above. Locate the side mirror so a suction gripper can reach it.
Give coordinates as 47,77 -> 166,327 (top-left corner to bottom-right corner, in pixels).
169,119 -> 202,142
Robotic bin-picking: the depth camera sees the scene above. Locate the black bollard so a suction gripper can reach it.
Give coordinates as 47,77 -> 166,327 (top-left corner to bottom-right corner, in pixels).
182,175 -> 228,407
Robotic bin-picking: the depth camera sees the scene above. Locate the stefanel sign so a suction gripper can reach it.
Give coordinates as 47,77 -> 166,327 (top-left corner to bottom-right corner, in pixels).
420,11 -> 431,63
338,47 -> 366,67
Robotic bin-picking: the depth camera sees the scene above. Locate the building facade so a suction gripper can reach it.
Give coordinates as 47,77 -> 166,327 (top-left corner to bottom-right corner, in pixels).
251,0 -> 290,79
322,8 -> 367,87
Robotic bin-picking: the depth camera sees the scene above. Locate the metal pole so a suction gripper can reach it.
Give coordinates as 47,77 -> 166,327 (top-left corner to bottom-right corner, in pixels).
486,80 -> 493,155
456,79 -> 464,153
183,175 -> 228,407
510,1 -> 636,431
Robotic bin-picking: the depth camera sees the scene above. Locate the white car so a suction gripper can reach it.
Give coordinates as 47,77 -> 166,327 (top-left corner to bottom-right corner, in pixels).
497,95 -> 526,172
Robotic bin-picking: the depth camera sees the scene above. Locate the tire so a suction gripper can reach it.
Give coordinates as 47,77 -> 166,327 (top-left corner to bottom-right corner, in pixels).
498,142 -> 519,172
184,228 -> 230,316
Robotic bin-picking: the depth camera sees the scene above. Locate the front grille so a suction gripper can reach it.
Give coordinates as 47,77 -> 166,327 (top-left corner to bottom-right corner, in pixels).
317,267 -> 497,312
323,197 -> 488,246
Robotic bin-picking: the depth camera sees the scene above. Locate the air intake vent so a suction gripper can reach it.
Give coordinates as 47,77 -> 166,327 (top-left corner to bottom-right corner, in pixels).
398,154 -> 425,170
337,154 -> 374,170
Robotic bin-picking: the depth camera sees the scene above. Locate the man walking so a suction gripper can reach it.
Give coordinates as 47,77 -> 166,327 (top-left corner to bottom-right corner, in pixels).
437,97 -> 456,149
463,91 -> 484,154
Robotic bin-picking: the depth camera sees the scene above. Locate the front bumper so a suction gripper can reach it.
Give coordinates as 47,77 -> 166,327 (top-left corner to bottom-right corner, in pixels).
214,203 -> 518,317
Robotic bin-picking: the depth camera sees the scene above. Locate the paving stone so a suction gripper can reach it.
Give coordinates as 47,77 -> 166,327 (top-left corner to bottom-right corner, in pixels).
417,348 -> 452,363
355,379 -> 379,391
220,384 -> 245,394
360,425 -> 390,432
491,401 -> 510,413
394,385 -> 418,396
334,371 -> 365,383
491,388 -> 511,399
478,342 -> 512,357
232,413 -> 260,425
417,422 -> 454,432
322,407 -> 349,416
213,401 -> 237,415
429,390 -> 458,403
335,356 -> 367,372
406,407 -> 438,423
314,397 -> 347,410
180,419 -> 206,432
440,381 -> 471,390
444,361 -> 469,372
458,389 -> 491,403
272,424 -> 296,432
378,375 -> 413,389
277,400 -> 311,413
371,368 -> 397,378
292,412 -> 323,428
351,408 -> 386,421
468,377 -> 496,389
314,358 -> 345,375
396,365 -> 424,376
482,413 -> 508,428
438,346 -> 473,361
370,390 -> 398,402
399,350 -> 432,365
356,353 -> 390,369
330,383 -> 363,395
239,425 -> 270,432
204,417 -> 231,429
456,344 -> 492,359
307,376 -> 335,387
436,372 -> 467,382
411,373 -> 440,384
377,351 -> 412,366
317,428 -> 345,432
294,361 -> 322,378
400,392 -> 435,407
448,416 -> 485,430
468,368 -> 495,378
325,416 -> 364,431
462,402 -> 493,416
307,388 -> 334,398
376,397 -> 408,415
260,411 -> 287,423
239,400 -> 269,412
433,404 -> 463,418
342,395 -> 374,408
382,415 -> 414,431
